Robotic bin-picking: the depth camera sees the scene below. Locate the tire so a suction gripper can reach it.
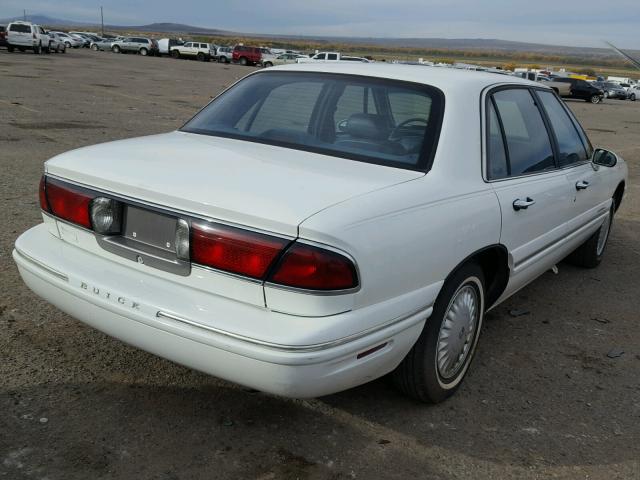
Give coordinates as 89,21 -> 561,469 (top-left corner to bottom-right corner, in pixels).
171,49 -> 180,58
603,91 -> 609,99
112,45 -> 120,53
60,44 -> 66,54
566,203 -> 614,268
392,263 -> 485,403
631,93 -> 636,102
65,41 -> 71,48
7,45 -> 14,52
33,43 -> 41,54
91,44 -> 98,51
263,61 -> 273,68
139,48 -> 148,56
239,56 -> 248,66
18,47 -> 25,52
589,94 -> 601,104
197,52 -> 205,61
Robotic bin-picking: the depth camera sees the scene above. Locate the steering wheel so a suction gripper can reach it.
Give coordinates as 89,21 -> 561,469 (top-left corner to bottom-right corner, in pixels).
390,117 -> 428,138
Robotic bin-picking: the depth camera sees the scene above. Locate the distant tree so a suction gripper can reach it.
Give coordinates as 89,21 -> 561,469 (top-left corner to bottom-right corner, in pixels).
503,62 -> 518,71
576,67 -> 597,77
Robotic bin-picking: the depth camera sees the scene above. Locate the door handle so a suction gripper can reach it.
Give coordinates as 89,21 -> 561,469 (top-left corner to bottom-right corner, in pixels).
512,197 -> 536,211
575,180 -> 590,190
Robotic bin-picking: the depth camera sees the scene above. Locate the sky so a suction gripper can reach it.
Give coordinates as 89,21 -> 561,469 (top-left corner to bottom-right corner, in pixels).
4,0 -> 640,49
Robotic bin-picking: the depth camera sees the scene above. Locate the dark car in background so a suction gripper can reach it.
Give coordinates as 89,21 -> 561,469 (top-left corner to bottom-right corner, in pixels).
232,45 -> 262,66
0,25 -> 7,48
593,82 -> 628,100
546,77 -> 604,104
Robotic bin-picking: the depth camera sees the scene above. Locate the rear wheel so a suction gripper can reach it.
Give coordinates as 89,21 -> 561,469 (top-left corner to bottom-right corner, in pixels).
566,203 -> 614,268
631,93 -> 636,102
65,41 -> 71,48
33,43 -> 41,54
263,61 -> 273,68
197,52 -> 205,61
239,56 -> 248,66
60,44 -> 66,53
589,94 -> 601,104
7,45 -> 14,52
112,45 -> 120,53
392,263 -> 485,403
171,49 -> 180,58
139,47 -> 148,56
91,44 -> 98,51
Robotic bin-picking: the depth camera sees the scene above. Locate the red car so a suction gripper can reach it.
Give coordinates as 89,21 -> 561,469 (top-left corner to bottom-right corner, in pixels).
232,45 -> 262,66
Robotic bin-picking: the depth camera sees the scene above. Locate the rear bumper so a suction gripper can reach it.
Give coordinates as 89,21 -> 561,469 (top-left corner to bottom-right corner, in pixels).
13,224 -> 428,397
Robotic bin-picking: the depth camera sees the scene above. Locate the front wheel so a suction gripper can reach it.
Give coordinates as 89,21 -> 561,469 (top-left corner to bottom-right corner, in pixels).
91,44 -> 98,51
589,94 -> 601,104
566,204 -> 614,268
33,43 -> 41,54
112,45 -> 120,53
65,41 -> 71,48
392,263 -> 485,403
263,61 -> 273,68
239,56 -> 248,66
631,93 -> 636,102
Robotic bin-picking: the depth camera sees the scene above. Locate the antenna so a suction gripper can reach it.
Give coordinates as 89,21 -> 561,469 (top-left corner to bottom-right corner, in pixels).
604,41 -> 640,71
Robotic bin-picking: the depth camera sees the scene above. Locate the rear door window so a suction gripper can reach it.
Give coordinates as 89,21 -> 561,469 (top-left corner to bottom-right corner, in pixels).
491,89 -> 555,176
536,90 -> 588,167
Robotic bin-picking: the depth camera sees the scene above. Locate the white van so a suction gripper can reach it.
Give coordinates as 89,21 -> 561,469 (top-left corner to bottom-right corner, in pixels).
7,21 -> 49,53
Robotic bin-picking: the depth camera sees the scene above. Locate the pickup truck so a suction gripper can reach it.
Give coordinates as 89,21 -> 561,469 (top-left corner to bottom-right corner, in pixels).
541,78 -> 604,104
170,42 -> 215,61
296,52 -> 370,63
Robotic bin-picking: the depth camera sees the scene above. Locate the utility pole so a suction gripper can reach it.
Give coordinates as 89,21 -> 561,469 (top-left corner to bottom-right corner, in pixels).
100,6 -> 104,37
23,9 -> 26,21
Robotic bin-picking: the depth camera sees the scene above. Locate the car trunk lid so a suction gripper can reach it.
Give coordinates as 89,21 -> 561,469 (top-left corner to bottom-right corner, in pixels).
45,131 -> 422,236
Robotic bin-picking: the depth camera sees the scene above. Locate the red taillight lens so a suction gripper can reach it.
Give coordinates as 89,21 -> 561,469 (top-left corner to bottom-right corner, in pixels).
39,175 -> 49,212
191,221 -> 289,279
45,178 -> 94,229
268,243 -> 358,291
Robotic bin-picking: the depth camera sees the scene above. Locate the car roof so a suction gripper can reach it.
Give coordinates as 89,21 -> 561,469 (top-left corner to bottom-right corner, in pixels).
268,62 -> 540,96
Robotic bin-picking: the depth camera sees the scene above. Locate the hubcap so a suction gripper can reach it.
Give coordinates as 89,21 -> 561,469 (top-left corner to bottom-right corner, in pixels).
437,285 -> 479,380
596,211 -> 611,256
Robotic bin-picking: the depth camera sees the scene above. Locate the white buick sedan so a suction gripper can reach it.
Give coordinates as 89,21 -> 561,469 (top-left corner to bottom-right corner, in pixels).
14,64 -> 627,403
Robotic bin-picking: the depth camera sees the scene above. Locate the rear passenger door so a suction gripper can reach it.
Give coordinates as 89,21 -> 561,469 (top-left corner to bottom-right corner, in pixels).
486,87 -> 572,291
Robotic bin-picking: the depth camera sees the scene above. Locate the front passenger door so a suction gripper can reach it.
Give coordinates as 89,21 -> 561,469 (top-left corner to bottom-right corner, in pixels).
486,88 -> 573,299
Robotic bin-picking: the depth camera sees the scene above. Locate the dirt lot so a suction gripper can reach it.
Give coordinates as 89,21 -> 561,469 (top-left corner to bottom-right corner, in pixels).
1,48 -> 639,480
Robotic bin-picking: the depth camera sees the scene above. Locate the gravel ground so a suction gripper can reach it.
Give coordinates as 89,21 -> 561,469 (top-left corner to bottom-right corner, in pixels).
1,48 -> 639,480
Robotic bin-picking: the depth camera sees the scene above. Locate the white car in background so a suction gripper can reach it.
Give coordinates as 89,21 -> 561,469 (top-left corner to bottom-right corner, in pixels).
271,53 -> 308,66
47,32 -> 67,53
14,64 -> 627,403
51,31 -> 83,49
170,41 -> 215,61
6,21 -> 49,54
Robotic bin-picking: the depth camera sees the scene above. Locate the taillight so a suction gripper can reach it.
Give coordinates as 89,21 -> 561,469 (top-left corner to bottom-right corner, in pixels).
268,243 -> 358,291
90,197 -> 123,234
45,177 -> 94,229
191,221 -> 289,279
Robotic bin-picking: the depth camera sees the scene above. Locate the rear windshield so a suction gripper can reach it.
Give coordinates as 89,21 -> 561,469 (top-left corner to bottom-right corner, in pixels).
182,72 -> 444,171
10,24 -> 31,33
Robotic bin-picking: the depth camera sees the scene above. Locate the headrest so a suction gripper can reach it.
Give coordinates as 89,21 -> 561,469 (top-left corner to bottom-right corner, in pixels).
344,113 -> 389,140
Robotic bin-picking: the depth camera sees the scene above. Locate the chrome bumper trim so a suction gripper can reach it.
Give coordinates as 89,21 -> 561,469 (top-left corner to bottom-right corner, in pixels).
156,305 -> 431,353
14,247 -> 69,282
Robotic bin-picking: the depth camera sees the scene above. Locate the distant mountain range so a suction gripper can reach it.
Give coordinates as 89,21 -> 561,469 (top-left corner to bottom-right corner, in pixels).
2,14 -> 638,59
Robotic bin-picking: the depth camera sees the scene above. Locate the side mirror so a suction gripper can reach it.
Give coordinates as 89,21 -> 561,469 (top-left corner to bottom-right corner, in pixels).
337,119 -> 348,132
592,148 -> 617,167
